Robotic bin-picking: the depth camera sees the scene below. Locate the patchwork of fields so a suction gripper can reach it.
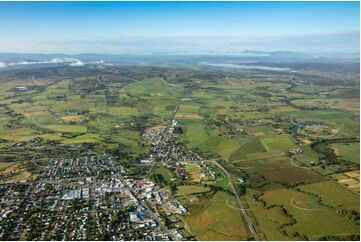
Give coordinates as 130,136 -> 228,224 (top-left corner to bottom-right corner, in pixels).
0,64 -> 359,240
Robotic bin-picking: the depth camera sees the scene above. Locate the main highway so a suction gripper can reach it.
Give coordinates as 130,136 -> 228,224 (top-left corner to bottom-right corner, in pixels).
208,159 -> 260,241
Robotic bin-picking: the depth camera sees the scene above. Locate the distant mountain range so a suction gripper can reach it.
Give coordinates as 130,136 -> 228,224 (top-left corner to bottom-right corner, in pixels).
0,50 -> 304,62
241,50 -> 304,58
0,50 -> 359,69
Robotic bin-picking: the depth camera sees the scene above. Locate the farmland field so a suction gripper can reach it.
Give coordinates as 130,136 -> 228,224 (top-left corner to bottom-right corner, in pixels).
261,135 -> 295,152
259,187 -> 359,240
183,191 -> 248,241
331,143 -> 360,164
176,185 -> 211,197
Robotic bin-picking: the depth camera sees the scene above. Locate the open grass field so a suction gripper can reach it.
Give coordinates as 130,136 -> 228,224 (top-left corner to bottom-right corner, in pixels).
63,133 -> 101,144
332,171 -> 360,193
0,127 -> 37,142
299,181 -> 359,211
60,115 -> 88,123
43,124 -> 88,133
176,185 -> 211,197
261,135 -> 295,152
214,138 -> 239,158
107,106 -> 139,116
4,171 -> 32,183
149,165 -> 176,184
183,191 -> 248,241
0,162 -> 32,184
185,163 -> 203,183
235,156 -> 324,187
331,142 -> 360,164
0,162 -> 13,170
110,135 -> 149,155
176,103 -> 202,120
290,84 -> 333,94
179,122 -> 222,156
244,189 -> 295,240
229,140 -> 267,161
291,98 -> 360,115
260,187 -> 360,240
122,78 -> 184,98
289,110 -> 353,122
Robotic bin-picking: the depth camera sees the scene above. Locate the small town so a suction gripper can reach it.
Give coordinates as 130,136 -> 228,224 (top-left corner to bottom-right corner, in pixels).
0,116 -> 206,241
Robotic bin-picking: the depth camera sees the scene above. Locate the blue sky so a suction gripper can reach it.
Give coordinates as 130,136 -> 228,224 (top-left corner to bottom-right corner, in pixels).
0,1 -> 359,54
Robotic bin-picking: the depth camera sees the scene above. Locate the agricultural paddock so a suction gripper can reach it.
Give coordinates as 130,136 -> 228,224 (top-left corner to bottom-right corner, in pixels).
149,165 -> 176,184
235,156 -> 325,187
185,163 -> 204,183
332,171 -> 360,193
291,98 -> 359,115
331,142 -> 360,164
260,187 -> 360,240
182,191 -> 248,241
176,185 -> 211,197
299,181 -> 359,211
261,135 -> 296,152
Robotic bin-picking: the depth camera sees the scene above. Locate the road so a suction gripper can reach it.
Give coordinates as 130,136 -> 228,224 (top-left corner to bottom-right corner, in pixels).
31,74 -> 46,86
225,76 -> 242,87
138,96 -> 183,237
209,159 -> 260,241
96,74 -> 123,87
160,76 -> 180,87
143,97 -> 182,179
117,175 -> 174,240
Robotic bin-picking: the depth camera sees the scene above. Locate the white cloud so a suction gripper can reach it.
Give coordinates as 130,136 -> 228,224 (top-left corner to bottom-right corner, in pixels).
69,60 -> 85,67
49,58 -> 64,63
7,57 -> 86,67
9,60 -> 39,65
0,62 -> 7,68
200,62 -> 293,72
93,59 -> 113,66
64,57 -> 79,62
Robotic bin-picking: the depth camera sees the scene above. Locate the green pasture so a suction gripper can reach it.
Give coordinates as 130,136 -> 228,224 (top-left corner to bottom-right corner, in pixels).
289,110 -> 351,121
230,140 -> 266,161
176,185 -> 211,197
149,165 -> 176,184
179,122 -> 222,156
183,191 -> 248,241
300,181 -> 359,211
43,124 -> 88,133
235,156 -> 324,186
261,135 -> 295,152
331,143 -> 360,164
261,188 -> 359,240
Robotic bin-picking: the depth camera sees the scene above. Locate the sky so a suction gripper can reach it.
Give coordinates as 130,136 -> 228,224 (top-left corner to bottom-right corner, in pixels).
0,1 -> 359,54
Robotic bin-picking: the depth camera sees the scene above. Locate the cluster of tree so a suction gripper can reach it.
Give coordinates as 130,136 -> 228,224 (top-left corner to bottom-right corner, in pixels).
173,127 -> 183,135
150,173 -> 172,188
311,138 -> 358,166
336,209 -> 360,222
253,91 -> 272,98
